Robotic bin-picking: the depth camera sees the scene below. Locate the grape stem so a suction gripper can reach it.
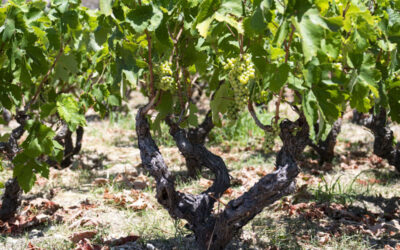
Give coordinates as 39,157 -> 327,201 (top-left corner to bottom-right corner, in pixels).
275,24 -> 295,126
342,1 -> 351,18
169,24 -> 184,63
225,23 -> 237,39
248,101 -> 273,132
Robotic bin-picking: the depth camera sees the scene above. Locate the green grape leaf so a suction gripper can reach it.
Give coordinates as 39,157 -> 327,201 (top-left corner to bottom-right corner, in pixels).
107,95 -> 120,106
188,103 -> 199,127
196,16 -> 214,38
388,81 -> 400,123
100,0 -> 113,15
56,94 -> 86,131
219,0 -> 242,17
348,53 -> 381,112
302,91 -> 318,141
273,19 -> 288,46
126,5 -> 163,33
194,0 -> 221,25
40,103 -> 57,119
0,133 -> 10,142
295,8 -> 326,63
211,83 -> 233,127
13,154 -> 36,192
269,64 -> 289,92
2,18 -> 15,41
55,54 -> 78,81
249,6 -> 266,34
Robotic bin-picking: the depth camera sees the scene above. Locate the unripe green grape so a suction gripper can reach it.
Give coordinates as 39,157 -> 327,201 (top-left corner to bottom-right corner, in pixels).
263,126 -> 279,154
157,61 -> 175,92
222,54 -> 256,121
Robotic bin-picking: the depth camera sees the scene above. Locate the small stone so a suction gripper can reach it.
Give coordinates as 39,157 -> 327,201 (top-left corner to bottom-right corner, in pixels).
132,181 -> 147,190
29,229 -> 44,239
146,243 -> 156,250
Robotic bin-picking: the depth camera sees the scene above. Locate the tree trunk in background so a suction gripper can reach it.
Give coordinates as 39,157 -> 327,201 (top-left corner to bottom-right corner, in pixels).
351,109 -> 400,171
309,119 -> 342,164
366,109 -> 400,171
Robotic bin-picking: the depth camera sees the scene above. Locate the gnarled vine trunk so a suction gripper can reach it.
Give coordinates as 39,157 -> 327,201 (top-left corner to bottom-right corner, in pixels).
53,124 -> 84,168
136,108 -> 308,249
0,111 -> 28,221
309,119 -> 342,164
2,108 -> 11,126
351,109 -> 400,171
166,111 -> 214,177
364,109 -> 400,171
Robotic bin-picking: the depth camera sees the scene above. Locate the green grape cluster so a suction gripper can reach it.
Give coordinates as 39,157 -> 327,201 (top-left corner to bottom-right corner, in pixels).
222,54 -> 255,120
157,61 -> 175,91
263,126 -> 280,154
255,90 -> 269,104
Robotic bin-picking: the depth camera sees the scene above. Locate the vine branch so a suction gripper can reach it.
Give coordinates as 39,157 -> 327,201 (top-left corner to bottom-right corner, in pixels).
275,24 -> 295,126
25,37 -> 71,112
247,101 -> 273,132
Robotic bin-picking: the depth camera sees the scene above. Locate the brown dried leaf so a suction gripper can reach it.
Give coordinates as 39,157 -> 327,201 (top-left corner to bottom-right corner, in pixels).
70,230 -> 98,244
92,178 -> 108,186
69,217 -> 101,229
103,234 -> 139,246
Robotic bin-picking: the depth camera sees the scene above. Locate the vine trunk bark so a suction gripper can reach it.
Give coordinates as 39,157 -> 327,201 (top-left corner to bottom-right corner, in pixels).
0,111 -> 27,221
53,124 -> 84,168
136,108 -> 308,249
352,109 -> 400,171
309,119 -> 342,164
166,111 -> 214,178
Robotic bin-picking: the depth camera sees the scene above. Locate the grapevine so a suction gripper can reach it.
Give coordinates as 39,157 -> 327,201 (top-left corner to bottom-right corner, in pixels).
0,0 -> 399,249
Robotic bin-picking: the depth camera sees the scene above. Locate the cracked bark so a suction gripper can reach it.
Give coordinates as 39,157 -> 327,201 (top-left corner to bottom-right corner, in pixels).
53,124 -> 84,168
0,111 -> 28,221
136,108 -> 306,249
352,109 -> 371,126
309,119 -> 342,164
364,109 -> 400,171
351,109 -> 400,171
166,111 -> 214,177
2,108 -> 11,125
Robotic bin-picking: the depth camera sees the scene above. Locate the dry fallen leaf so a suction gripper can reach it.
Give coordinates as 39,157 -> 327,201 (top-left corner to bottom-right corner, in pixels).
69,217 -> 101,229
317,232 -> 330,245
70,230 -> 98,244
103,233 -> 139,246
92,178 -> 108,186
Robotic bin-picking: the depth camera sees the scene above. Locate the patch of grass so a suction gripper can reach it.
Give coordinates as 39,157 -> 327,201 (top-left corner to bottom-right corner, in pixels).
208,109 -> 273,147
109,111 -> 135,131
228,150 -> 276,172
311,174 -> 370,205
153,122 -> 176,147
